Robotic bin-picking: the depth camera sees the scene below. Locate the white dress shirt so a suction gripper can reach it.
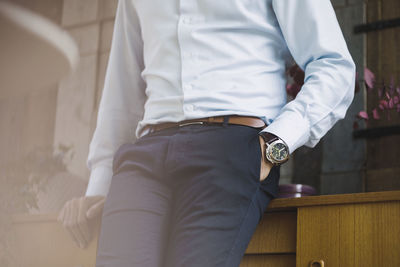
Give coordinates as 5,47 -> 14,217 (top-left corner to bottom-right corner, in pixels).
85,0 -> 356,196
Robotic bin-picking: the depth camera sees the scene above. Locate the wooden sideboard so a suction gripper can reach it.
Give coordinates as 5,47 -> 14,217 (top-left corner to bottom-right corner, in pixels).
11,190 -> 400,267
241,190 -> 400,267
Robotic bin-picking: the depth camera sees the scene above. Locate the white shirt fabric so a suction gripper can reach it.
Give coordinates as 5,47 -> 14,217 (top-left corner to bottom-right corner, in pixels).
85,0 -> 356,196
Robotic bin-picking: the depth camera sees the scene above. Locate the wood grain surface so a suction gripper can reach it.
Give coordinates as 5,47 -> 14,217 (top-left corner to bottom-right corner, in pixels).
240,254 -> 296,267
245,211 -> 296,254
297,201 -> 400,267
267,190 -> 400,210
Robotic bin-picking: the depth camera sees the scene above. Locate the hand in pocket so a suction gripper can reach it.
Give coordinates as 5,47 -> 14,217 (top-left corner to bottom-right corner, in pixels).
258,135 -> 273,182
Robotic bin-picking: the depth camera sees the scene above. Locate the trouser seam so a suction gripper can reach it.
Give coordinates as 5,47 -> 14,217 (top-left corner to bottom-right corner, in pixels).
161,192 -> 176,267
223,184 -> 261,267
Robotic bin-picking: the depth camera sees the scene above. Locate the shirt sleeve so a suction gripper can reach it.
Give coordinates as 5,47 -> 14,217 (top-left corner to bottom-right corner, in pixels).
85,0 -> 146,196
261,0 -> 356,154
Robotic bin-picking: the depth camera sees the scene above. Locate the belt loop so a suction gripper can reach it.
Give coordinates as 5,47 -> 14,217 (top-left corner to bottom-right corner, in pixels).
222,115 -> 229,127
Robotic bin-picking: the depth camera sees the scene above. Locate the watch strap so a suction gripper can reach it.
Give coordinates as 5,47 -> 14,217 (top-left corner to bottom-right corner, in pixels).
259,131 -> 279,144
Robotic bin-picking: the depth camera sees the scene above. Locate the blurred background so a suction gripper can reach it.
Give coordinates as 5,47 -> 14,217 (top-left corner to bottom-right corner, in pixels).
0,0 -> 399,266
1,0 -> 117,216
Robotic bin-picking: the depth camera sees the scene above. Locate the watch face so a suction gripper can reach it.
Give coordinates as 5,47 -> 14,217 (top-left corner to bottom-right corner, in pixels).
271,142 -> 288,161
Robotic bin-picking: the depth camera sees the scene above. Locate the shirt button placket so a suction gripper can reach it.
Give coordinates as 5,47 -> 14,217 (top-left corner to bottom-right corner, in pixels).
178,0 -> 197,115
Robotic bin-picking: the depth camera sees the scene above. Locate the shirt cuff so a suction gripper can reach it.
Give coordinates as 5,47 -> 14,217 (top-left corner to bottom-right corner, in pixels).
260,110 -> 310,155
85,164 -> 113,197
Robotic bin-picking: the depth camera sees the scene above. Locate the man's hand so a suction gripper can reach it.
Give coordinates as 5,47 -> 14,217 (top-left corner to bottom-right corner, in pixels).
259,135 -> 273,182
57,195 -> 106,249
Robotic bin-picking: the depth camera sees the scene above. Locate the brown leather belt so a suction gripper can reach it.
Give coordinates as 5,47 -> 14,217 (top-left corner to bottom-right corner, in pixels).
147,115 -> 267,134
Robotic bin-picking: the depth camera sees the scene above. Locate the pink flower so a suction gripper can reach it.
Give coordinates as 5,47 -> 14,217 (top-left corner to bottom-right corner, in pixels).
364,67 -> 376,90
372,108 -> 380,119
379,100 -> 388,110
357,111 -> 369,120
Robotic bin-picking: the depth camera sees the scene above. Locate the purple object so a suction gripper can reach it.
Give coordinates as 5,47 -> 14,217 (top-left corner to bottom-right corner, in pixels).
278,184 -> 317,197
276,192 -> 313,198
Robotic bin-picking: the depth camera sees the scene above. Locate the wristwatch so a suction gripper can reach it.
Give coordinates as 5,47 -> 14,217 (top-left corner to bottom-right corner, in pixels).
258,132 -> 290,165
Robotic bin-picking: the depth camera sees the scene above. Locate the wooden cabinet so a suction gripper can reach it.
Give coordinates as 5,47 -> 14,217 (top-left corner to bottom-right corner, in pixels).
11,191 -> 400,267
241,190 -> 400,267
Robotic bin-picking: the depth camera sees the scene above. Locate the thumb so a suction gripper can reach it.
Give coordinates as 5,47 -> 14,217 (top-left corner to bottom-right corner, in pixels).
86,198 -> 106,219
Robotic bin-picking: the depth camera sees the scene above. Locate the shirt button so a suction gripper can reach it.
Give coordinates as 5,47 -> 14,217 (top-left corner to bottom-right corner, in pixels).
182,16 -> 191,24
183,51 -> 196,59
183,84 -> 193,90
184,104 -> 194,112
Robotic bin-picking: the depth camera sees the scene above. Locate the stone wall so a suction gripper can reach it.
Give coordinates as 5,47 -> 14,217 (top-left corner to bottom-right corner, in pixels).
53,0 -> 117,181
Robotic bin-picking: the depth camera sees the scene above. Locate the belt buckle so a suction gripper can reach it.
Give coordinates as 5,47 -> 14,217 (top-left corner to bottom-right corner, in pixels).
178,121 -> 204,127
